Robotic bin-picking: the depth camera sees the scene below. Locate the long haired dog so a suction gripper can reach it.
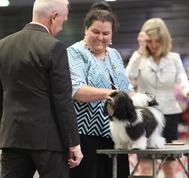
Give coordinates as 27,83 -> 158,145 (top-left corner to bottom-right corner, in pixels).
104,91 -> 165,150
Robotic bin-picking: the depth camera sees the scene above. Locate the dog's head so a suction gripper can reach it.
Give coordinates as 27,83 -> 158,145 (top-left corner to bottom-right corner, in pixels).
104,91 -> 137,122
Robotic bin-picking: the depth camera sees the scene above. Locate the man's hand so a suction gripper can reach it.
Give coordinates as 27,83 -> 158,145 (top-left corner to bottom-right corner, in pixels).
68,145 -> 83,168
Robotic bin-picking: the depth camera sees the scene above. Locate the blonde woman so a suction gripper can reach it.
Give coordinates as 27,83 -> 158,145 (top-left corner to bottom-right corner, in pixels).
126,18 -> 189,178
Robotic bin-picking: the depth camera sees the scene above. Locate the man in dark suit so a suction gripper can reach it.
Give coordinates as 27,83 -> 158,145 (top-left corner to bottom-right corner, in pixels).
0,0 -> 83,178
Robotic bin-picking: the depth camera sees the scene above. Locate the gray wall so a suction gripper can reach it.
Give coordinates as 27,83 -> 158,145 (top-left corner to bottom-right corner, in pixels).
0,0 -> 189,54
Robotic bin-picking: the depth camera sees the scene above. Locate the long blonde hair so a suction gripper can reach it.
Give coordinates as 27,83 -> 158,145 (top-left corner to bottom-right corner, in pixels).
141,18 -> 172,57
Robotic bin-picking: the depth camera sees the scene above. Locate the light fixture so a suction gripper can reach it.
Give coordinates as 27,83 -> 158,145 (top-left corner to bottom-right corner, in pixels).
0,0 -> 10,7
105,0 -> 117,1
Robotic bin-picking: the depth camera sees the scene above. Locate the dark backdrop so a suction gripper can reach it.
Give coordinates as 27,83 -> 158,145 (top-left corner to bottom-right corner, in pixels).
0,0 -> 189,55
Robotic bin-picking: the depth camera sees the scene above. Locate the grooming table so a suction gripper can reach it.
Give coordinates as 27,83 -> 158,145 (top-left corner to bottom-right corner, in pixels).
96,145 -> 189,178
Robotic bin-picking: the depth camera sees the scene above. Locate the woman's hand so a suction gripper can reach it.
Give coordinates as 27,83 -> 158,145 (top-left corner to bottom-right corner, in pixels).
137,32 -> 149,55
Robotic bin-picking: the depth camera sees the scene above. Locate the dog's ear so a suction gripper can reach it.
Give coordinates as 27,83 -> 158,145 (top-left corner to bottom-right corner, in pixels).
104,96 -> 114,116
106,103 -> 114,116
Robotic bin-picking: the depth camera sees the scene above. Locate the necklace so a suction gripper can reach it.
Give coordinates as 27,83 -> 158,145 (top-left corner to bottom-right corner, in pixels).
83,40 -> 107,60
82,40 -> 118,89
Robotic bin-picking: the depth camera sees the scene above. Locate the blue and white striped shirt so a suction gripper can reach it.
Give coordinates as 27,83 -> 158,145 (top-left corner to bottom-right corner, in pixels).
67,41 -> 133,138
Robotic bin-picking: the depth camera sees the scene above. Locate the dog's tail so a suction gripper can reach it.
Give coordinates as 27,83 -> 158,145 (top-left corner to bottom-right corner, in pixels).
131,93 -> 158,108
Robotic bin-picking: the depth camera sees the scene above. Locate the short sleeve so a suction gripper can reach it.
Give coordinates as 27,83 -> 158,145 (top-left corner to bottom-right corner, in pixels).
67,47 -> 87,97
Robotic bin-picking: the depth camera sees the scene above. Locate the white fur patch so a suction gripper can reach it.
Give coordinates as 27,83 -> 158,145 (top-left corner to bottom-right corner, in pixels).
131,93 -> 153,107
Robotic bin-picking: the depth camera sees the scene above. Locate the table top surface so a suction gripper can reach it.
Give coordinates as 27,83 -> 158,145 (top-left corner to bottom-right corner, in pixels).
97,144 -> 189,155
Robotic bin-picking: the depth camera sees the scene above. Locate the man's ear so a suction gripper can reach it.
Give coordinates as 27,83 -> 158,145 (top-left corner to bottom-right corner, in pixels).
50,12 -> 58,23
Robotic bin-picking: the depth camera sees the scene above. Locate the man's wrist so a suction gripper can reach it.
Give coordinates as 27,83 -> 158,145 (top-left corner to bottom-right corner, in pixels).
69,145 -> 81,152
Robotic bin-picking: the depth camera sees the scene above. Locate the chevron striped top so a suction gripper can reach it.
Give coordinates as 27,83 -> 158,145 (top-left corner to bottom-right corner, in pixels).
67,41 -> 133,138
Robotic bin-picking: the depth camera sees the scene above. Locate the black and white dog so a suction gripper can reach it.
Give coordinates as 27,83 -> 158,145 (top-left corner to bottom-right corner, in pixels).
104,91 -> 165,150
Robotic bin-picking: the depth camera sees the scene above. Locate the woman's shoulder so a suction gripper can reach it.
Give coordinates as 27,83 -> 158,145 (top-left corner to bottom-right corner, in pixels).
107,46 -> 119,54
67,41 -> 85,53
107,47 -> 122,59
167,52 -> 180,59
165,52 -> 182,67
67,41 -> 92,65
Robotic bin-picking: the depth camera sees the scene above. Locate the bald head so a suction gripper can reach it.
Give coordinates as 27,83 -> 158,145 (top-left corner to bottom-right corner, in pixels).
32,0 -> 69,36
32,0 -> 69,19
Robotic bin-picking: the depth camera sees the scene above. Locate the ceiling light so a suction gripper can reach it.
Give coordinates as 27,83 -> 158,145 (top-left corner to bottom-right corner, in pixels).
0,0 -> 10,7
105,0 -> 117,1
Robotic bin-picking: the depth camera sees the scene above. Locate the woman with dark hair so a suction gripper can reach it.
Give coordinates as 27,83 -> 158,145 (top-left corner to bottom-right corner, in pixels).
67,1 -> 134,178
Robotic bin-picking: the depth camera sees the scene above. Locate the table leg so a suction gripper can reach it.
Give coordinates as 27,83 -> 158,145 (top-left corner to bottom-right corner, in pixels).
112,154 -> 117,178
152,155 -> 157,178
187,154 -> 189,178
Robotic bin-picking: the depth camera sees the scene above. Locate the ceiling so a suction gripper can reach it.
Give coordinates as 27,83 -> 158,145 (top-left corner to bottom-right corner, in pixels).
7,0 -> 189,8
8,0 -> 119,6
8,0 -> 160,7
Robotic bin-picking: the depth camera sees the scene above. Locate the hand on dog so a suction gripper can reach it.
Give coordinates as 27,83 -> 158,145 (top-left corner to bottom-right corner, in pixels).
105,90 -> 117,98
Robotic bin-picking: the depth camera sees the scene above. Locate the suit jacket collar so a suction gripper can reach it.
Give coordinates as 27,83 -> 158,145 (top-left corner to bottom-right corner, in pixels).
23,23 -> 49,34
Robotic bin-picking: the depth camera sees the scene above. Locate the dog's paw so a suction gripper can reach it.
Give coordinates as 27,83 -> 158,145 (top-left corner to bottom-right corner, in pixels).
148,136 -> 165,148
129,147 -> 141,150
131,142 -> 147,150
131,136 -> 147,150
114,144 -> 122,149
114,143 -> 128,149
131,145 -> 146,150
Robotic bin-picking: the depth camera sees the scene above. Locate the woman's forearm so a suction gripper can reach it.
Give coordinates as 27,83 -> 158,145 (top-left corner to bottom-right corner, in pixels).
73,86 -> 115,102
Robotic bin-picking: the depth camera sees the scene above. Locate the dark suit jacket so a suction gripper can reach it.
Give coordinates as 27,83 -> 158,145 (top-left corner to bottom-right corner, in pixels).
0,23 -> 80,151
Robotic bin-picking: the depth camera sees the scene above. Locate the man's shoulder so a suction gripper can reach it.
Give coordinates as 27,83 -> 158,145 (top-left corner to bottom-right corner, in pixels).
24,29 -> 62,50
0,31 -> 20,44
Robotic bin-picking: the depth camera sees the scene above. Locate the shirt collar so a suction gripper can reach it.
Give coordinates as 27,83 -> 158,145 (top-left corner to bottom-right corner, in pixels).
30,22 -> 50,34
